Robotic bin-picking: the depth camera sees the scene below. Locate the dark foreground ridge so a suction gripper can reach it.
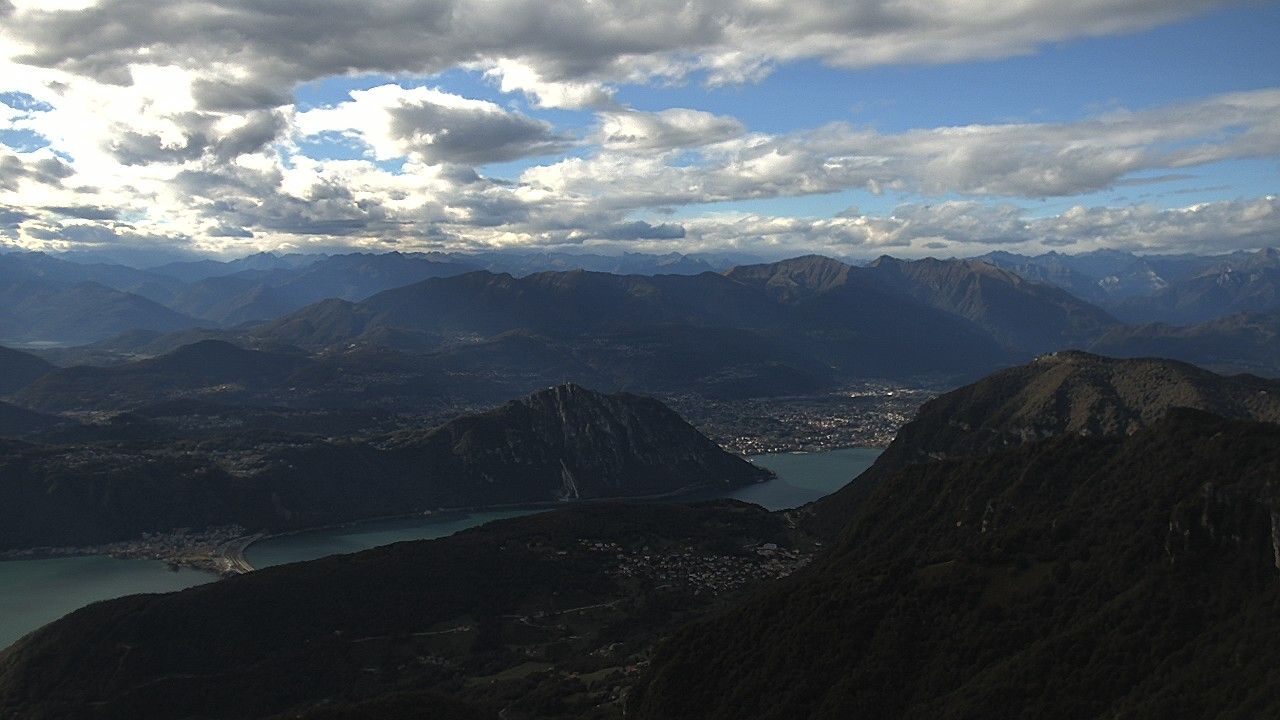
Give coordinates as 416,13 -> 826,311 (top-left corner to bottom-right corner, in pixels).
0,501 -> 809,720
0,384 -> 769,550
629,410 -> 1280,719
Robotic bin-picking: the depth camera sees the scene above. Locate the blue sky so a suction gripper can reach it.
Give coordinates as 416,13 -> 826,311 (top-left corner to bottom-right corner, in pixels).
0,0 -> 1277,260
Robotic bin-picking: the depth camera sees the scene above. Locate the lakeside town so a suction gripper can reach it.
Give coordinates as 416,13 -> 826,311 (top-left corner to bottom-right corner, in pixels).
667,383 -> 934,454
0,387 -> 925,574
0,525 -> 259,576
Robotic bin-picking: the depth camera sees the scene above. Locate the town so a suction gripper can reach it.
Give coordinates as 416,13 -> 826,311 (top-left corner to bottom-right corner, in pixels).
666,383 -> 934,454
578,538 -> 815,596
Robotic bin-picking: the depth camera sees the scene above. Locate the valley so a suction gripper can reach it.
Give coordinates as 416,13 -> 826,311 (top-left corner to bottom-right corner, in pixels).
1,249 -> 1279,719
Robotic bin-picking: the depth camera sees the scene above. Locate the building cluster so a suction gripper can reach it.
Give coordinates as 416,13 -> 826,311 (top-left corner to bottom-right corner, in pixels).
664,384 -> 934,454
577,539 -> 812,596
2,525 -> 254,576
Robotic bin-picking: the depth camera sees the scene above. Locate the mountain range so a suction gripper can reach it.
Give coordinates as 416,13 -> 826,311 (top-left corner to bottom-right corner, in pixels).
6,252 -> 1129,416
979,247 -> 1280,326
0,383 -> 768,549
3,247 -> 1278,385
0,250 -> 746,345
5,355 -> 1280,718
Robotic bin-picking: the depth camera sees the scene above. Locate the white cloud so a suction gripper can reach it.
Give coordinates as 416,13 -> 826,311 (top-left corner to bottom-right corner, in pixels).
595,109 -> 745,151
672,196 -> 1280,258
2,0 -> 1232,111
0,1 -> 1274,261
525,88 -> 1280,209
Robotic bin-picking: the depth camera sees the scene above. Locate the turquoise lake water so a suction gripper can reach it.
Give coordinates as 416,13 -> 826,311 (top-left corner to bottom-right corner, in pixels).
0,447 -> 880,650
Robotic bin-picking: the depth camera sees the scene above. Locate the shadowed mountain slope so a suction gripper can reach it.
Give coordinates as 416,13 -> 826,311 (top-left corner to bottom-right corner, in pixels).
0,346 -> 54,395
0,501 -> 796,720
1091,310 -> 1280,377
0,384 -> 768,549
630,411 -> 1280,720
803,352 -> 1280,538
0,280 -> 202,345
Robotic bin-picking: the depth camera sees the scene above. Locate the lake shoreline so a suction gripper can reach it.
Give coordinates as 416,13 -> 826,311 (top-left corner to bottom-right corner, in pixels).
0,447 -> 880,653
238,475 -> 779,571
0,446 -> 880,574
1,475 -> 775,575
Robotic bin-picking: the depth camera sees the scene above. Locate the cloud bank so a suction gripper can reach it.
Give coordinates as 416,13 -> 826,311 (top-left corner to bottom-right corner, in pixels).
0,0 -> 1274,261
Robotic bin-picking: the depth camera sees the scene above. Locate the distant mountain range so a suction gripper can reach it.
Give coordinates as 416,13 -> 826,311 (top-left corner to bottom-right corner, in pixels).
2,247 -> 1277,388
11,250 -> 1276,416
979,247 -> 1280,325
0,279 -> 199,346
255,255 -> 1115,387
1091,309 -> 1280,377
0,249 -> 763,345
1109,247 -> 1280,325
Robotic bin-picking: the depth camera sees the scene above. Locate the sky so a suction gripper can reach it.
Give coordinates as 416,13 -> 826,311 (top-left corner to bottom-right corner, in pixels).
0,0 -> 1277,263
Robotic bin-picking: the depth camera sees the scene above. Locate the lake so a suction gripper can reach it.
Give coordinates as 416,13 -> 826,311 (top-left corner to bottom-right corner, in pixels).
0,556 -> 213,651
0,446 -> 880,650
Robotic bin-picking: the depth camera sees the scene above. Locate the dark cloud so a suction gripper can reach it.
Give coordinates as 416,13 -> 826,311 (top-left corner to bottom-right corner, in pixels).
208,225 -> 254,238
0,205 -> 32,238
192,79 -> 292,112
44,205 -> 119,221
174,165 -> 403,238
601,220 -> 686,240
0,152 -> 73,190
213,110 -> 287,160
108,129 -> 208,165
106,110 -> 283,165
386,100 -> 570,165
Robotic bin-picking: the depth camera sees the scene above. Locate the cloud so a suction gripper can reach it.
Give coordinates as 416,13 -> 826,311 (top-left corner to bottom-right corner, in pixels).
214,111 -> 288,161
3,0 -> 1231,110
106,109 -> 287,165
295,85 -> 571,165
0,149 -> 73,191
0,2 -> 1274,264
483,60 -> 617,110
43,204 -> 118,220
595,109 -> 745,151
600,220 -> 687,241
524,89 -> 1280,208
672,196 -> 1280,258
